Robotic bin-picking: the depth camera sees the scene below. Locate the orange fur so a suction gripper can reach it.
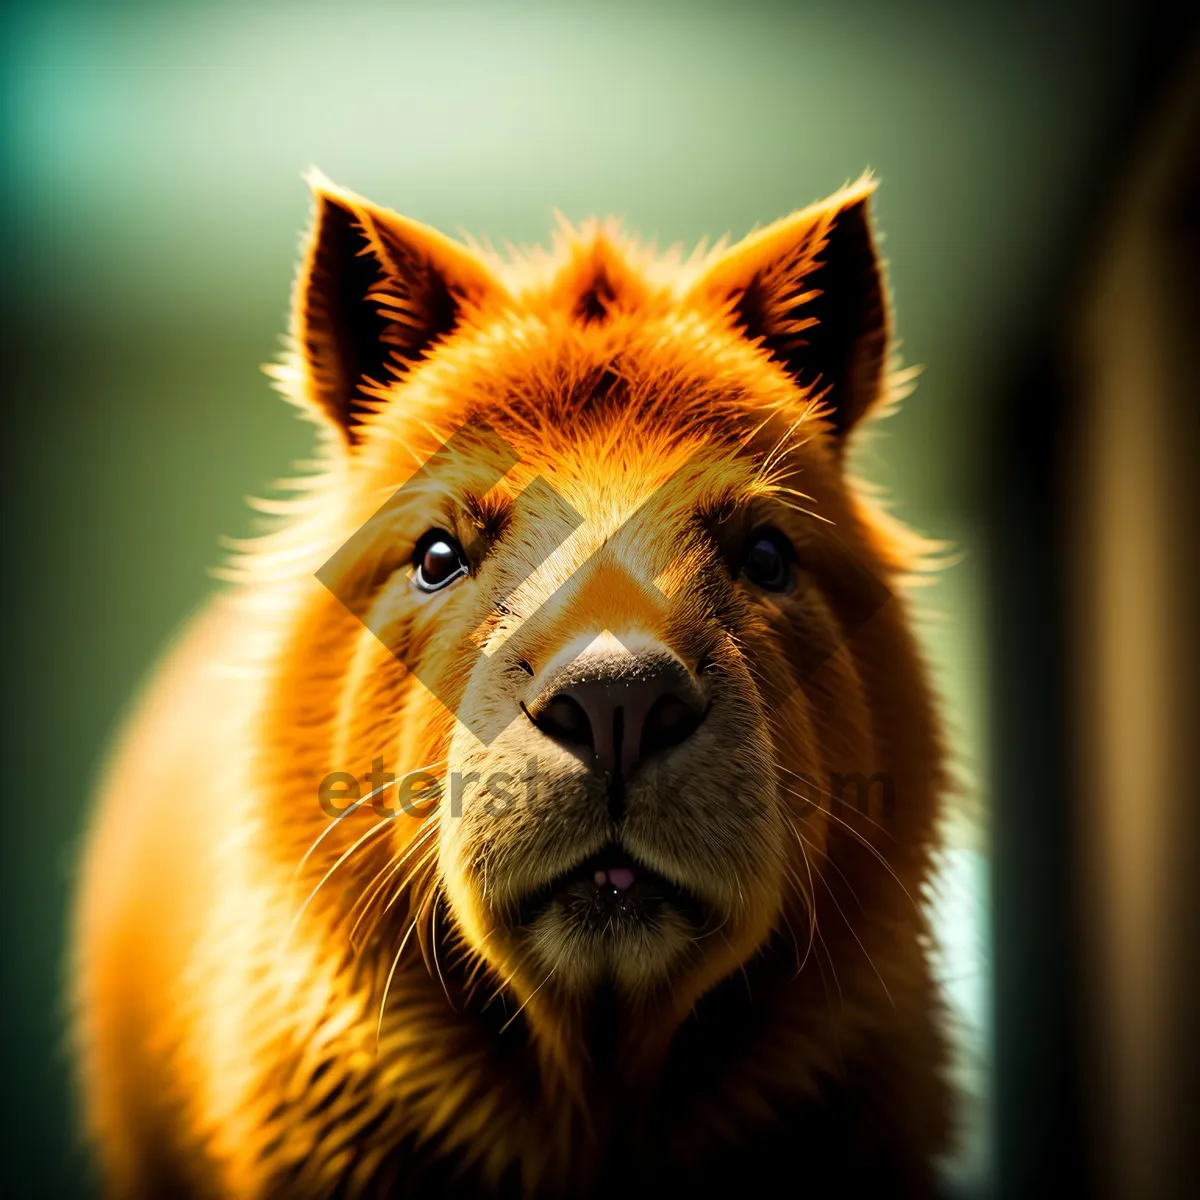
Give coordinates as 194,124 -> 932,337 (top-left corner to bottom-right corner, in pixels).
72,172 -> 951,1198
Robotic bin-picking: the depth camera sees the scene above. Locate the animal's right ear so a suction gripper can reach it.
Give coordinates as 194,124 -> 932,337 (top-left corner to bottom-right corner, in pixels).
287,171 -> 506,444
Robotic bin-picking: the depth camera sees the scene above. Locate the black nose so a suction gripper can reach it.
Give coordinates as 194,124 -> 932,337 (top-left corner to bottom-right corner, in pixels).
524,641 -> 708,813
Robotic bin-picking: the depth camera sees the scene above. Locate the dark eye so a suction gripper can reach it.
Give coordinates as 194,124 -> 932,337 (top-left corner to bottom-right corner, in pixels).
412,530 -> 469,592
742,527 -> 795,592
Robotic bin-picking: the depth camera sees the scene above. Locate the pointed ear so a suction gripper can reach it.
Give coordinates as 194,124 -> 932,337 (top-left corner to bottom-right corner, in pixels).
291,171 -> 506,443
686,177 -> 889,444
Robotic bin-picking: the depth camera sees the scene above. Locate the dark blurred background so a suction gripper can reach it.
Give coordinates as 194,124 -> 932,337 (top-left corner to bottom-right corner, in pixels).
1,1 -> 1195,1196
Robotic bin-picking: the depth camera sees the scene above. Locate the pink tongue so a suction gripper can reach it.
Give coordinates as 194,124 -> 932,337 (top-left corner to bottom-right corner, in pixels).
607,866 -> 636,892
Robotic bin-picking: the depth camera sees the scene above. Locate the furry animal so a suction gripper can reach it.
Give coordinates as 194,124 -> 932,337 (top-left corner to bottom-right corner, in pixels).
72,171 -> 952,1198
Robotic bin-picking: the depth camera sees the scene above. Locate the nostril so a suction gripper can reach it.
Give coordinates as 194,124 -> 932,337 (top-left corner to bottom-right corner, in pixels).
527,694 -> 593,749
640,693 -> 706,759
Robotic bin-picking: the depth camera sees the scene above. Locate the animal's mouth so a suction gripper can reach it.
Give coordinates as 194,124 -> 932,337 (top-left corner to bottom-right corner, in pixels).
511,845 -> 714,932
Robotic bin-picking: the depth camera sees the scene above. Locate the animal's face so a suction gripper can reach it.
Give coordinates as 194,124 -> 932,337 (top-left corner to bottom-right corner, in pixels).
431,412 -> 808,1002
280,173 -> 906,1022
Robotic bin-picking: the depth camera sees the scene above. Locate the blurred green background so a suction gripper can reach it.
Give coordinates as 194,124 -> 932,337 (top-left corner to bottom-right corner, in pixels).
0,0 -> 1156,1194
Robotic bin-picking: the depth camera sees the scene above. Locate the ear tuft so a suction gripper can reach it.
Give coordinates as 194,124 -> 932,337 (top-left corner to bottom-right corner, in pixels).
686,176 -> 890,444
291,173 -> 505,443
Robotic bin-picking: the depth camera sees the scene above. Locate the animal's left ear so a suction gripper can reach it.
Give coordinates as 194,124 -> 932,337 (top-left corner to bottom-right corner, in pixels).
685,176 -> 889,444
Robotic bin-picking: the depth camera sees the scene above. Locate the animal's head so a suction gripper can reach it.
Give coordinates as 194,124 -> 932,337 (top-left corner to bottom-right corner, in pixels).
265,172 -> 935,1053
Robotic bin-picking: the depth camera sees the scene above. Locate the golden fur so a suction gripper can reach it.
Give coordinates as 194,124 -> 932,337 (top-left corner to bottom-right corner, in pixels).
72,172 -> 952,1197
